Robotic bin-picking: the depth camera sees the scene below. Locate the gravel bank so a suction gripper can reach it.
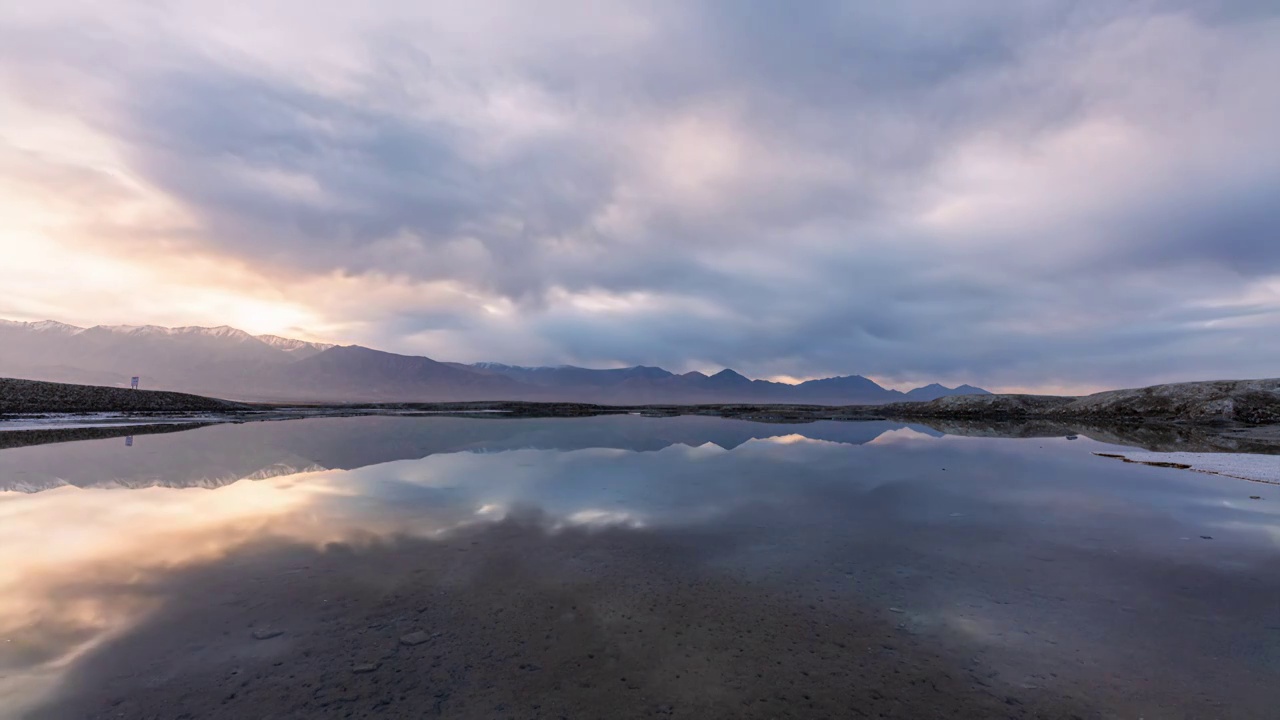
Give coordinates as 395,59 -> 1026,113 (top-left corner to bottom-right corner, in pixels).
0,378 -> 244,414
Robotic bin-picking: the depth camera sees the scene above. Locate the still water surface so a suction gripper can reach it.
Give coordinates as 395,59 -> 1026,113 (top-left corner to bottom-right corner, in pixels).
1,416 -> 1277,718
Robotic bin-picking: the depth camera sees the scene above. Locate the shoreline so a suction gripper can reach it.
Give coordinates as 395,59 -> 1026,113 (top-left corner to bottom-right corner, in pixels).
2,402 -> 1278,456
3,375 -> 1278,454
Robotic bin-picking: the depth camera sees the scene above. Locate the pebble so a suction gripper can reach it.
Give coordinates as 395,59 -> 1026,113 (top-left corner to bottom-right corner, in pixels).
353,663 -> 380,674
251,629 -> 283,640
400,631 -> 431,646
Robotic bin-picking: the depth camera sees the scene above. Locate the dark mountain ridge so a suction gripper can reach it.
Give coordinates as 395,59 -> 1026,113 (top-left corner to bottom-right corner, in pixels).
0,318 -> 990,404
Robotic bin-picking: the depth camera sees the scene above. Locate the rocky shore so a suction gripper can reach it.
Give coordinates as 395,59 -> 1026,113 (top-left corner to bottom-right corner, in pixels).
879,378 -> 1280,424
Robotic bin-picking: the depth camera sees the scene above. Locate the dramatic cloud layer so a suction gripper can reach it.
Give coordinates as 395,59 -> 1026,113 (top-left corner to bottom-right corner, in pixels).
2,1 -> 1278,391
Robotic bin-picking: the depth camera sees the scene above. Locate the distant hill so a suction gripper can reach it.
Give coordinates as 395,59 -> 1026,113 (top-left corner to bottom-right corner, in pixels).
277,346 -> 523,402
903,383 -> 992,402
0,318 -> 990,404
464,365 -> 989,405
460,363 -> 675,389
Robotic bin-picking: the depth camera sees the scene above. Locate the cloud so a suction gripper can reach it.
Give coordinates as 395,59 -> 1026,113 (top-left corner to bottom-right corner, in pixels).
0,0 -> 1277,390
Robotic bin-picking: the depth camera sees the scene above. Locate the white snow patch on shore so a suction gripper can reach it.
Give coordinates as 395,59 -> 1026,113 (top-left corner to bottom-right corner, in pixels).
1095,452 -> 1280,484
0,413 -> 225,432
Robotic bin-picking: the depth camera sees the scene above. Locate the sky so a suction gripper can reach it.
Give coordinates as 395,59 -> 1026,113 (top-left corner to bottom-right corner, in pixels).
1,1 -> 1278,393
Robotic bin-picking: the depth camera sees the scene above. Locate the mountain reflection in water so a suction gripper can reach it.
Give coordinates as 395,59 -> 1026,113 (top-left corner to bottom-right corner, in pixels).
0,416 -> 941,492
2,415 -> 1278,719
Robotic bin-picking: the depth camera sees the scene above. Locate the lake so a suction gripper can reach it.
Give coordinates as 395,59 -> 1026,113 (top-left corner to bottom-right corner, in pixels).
2,415 -> 1277,719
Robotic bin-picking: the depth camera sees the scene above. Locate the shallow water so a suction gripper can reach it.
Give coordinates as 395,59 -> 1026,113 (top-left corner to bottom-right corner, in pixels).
2,415 -> 1278,718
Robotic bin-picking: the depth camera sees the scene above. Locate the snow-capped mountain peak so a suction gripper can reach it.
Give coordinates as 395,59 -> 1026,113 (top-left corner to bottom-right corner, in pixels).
2,318 -> 336,354
94,324 -> 261,342
472,362 -> 534,371
0,319 -> 85,334
257,334 -> 336,354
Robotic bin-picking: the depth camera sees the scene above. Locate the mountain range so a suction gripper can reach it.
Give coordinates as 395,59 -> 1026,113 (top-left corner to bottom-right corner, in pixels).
0,319 -> 989,405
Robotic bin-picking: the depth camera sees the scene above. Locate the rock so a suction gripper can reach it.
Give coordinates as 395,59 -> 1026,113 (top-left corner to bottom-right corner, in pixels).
251,629 -> 283,640
1055,379 -> 1280,423
352,663 -> 380,674
400,631 -> 431,646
